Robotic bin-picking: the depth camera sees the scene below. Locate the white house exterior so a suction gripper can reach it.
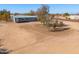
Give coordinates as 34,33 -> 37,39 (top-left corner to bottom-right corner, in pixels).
68,15 -> 79,20
54,15 -> 79,20
11,15 -> 37,23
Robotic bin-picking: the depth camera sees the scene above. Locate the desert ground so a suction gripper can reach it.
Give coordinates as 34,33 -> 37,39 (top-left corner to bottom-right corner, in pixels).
0,21 -> 79,54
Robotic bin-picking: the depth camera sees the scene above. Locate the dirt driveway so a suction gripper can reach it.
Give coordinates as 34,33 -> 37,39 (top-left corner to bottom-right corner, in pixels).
0,21 -> 79,54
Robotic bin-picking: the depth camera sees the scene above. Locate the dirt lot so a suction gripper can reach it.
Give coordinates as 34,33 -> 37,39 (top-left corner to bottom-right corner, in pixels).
0,21 -> 79,54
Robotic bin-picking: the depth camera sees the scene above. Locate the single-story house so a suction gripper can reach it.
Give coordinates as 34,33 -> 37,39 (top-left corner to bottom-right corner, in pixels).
11,15 -> 38,23
54,14 -> 79,20
67,15 -> 79,20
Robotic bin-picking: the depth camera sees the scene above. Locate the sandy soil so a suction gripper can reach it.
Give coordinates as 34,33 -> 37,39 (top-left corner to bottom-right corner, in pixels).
0,21 -> 79,54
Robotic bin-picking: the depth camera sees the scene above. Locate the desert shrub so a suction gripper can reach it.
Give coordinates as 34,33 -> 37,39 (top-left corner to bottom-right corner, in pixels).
63,13 -> 70,20
47,19 -> 65,31
59,21 -> 64,26
0,9 -> 11,22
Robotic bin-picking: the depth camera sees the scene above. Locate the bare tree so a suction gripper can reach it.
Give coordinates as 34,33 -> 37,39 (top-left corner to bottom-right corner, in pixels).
37,5 -> 49,25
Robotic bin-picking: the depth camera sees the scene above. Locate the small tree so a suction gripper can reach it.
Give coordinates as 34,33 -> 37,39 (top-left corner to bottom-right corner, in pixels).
29,10 -> 36,16
37,5 -> 49,25
63,13 -> 70,19
0,9 -> 11,22
37,5 -> 65,32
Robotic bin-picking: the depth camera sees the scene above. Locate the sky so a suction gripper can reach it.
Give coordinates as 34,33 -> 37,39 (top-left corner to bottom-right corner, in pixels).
0,4 -> 79,14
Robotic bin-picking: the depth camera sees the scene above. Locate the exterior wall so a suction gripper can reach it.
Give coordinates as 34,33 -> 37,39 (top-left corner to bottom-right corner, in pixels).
11,15 -> 37,23
54,16 -> 66,19
68,15 -> 79,20
54,15 -> 79,20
